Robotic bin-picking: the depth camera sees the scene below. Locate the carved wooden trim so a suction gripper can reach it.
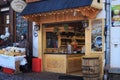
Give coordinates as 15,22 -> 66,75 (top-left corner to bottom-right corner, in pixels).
23,6 -> 101,23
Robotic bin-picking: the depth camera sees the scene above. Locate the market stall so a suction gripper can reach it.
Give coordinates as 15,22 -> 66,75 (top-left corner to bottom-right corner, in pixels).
21,0 -> 104,79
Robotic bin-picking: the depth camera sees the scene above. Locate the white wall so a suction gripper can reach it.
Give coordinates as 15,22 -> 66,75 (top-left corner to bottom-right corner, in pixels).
110,27 -> 120,68
32,22 -> 38,57
112,0 -> 120,5
96,0 -> 106,18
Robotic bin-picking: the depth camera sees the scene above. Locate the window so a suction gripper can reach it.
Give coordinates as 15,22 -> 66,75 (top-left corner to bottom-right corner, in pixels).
6,15 -> 9,24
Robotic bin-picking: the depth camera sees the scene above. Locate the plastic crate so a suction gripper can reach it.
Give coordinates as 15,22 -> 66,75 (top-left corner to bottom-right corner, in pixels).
3,67 -> 14,74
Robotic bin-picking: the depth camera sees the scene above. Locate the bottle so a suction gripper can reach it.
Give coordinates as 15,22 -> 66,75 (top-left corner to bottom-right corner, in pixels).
67,42 -> 72,54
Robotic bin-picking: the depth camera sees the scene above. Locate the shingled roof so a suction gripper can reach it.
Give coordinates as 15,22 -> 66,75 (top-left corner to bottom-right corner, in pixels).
21,0 -> 93,15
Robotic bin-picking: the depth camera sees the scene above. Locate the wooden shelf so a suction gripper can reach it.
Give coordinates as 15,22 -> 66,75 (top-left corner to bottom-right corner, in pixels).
61,37 -> 85,40
75,37 -> 85,40
61,37 -> 72,39
61,44 -> 84,47
60,30 -> 85,51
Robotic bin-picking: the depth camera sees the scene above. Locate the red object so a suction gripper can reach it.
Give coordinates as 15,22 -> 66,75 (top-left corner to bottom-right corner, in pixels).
3,67 -> 14,74
73,43 -> 78,50
32,58 -> 42,72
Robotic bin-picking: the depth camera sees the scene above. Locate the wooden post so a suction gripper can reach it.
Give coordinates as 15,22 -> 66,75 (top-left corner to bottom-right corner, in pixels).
38,23 -> 43,58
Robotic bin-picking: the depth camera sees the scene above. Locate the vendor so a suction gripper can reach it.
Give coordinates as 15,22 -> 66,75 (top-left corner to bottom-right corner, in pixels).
18,34 -> 27,48
71,39 -> 78,51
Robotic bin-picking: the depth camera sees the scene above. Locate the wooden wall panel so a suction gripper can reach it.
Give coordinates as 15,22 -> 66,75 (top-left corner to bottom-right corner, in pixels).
85,20 -> 91,55
39,12 -> 87,24
38,23 -> 43,58
44,54 -> 67,73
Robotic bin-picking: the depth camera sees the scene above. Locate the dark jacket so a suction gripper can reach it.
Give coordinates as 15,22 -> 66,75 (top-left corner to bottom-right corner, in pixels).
18,39 -> 27,48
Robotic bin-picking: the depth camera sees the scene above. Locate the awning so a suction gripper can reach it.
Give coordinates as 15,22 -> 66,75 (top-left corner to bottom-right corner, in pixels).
21,0 -> 93,16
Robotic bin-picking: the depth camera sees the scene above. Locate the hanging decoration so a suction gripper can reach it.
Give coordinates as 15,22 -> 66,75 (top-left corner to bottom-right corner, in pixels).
0,27 -> 10,41
10,0 -> 27,13
54,26 -> 60,35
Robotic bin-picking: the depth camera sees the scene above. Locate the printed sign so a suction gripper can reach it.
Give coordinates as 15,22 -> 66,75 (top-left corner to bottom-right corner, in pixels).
112,5 -> 120,27
91,19 -> 102,51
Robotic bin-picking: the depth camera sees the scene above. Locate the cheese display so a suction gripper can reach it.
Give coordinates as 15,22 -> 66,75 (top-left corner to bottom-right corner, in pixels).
0,47 -> 26,56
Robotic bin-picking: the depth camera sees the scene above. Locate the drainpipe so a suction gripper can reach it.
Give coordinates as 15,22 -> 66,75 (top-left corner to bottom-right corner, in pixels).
104,0 -> 111,79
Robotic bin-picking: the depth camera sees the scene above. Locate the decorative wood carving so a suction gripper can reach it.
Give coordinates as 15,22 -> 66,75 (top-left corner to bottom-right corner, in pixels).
23,6 -> 101,23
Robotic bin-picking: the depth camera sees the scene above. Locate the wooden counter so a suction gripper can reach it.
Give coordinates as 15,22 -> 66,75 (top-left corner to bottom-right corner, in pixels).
44,53 -> 84,73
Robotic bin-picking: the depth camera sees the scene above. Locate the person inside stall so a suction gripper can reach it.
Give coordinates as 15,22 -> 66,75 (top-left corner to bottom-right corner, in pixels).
71,39 -> 78,53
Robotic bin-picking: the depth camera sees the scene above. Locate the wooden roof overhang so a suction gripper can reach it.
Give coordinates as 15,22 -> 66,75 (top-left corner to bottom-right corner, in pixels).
21,0 -> 102,23
23,6 -> 101,23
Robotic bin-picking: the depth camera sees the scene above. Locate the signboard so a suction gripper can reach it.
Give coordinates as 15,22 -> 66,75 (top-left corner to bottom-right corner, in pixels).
91,19 -> 102,52
112,5 -> 120,27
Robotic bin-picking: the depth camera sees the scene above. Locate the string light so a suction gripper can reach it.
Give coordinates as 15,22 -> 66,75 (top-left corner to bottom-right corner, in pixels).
44,14 -> 46,16
22,7 -> 98,20
70,10 -> 73,12
62,12 -> 65,14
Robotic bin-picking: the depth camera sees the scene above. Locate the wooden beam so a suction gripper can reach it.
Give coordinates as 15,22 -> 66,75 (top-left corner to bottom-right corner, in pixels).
9,6 -> 15,43
23,6 -> 101,23
26,0 -> 40,3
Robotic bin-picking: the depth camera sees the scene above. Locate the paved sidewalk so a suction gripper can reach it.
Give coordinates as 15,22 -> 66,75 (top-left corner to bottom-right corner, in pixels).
0,71 -> 83,80
108,73 -> 120,80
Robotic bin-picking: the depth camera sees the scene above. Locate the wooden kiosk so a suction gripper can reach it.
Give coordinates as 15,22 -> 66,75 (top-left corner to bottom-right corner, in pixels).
22,0 -> 104,79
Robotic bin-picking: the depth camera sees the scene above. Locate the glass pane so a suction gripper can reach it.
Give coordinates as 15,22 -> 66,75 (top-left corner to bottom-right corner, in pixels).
6,20 -> 9,24
6,15 -> 9,19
